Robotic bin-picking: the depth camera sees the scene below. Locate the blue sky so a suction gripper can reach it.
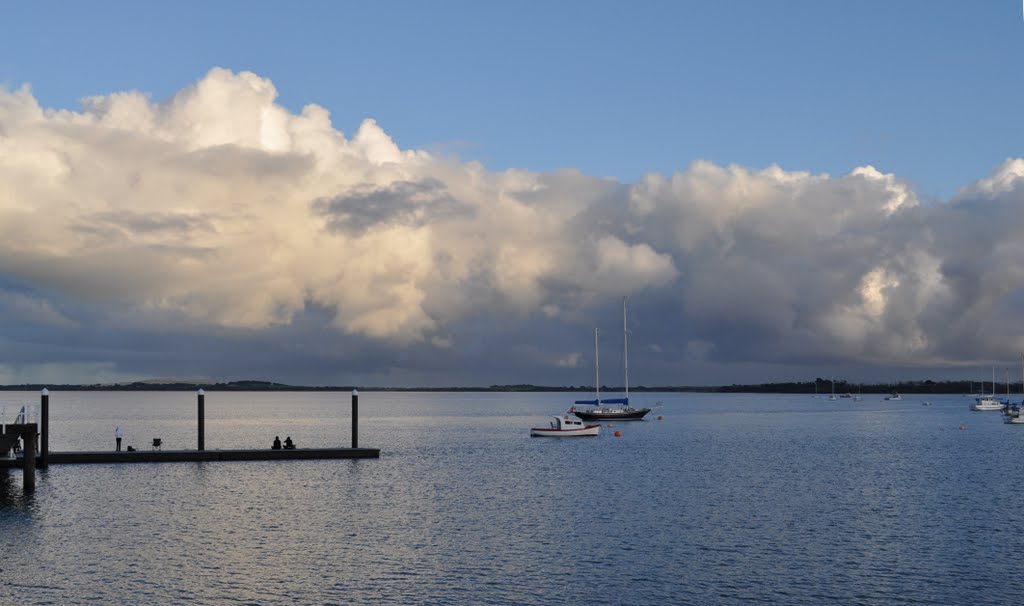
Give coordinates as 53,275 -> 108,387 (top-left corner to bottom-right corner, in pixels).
2,2 -> 1024,387
3,1 -> 1020,197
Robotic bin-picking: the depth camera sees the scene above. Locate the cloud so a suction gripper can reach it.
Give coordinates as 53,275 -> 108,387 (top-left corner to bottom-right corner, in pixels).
313,178 -> 469,235
0,289 -> 77,328
2,68 -> 1024,385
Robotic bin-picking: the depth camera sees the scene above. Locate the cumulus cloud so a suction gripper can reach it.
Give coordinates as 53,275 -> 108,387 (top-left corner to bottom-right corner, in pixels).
2,68 -> 1024,384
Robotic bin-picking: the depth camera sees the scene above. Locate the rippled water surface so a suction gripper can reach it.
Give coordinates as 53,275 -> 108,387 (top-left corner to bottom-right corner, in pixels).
3,391 -> 1024,605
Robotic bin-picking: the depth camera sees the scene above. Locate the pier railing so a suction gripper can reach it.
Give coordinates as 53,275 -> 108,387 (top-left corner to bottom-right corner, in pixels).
2,404 -> 38,433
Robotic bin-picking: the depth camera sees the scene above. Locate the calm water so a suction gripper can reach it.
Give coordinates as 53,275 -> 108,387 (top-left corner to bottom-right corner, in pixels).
2,391 -> 1024,605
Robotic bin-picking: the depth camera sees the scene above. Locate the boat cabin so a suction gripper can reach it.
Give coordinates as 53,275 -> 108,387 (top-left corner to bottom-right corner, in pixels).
551,415 -> 586,429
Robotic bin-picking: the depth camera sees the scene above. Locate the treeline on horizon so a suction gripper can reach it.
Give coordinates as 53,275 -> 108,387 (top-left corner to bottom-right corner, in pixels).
0,378 -> 1013,394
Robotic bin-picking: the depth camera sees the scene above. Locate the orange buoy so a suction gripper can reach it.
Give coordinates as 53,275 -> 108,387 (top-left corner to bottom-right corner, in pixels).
613,430 -> 622,437
959,425 -> 966,430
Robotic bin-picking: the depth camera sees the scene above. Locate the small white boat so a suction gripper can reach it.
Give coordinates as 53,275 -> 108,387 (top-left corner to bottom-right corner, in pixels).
971,396 -> 1002,411
885,393 -> 902,401
531,415 -> 600,437
970,367 -> 1001,411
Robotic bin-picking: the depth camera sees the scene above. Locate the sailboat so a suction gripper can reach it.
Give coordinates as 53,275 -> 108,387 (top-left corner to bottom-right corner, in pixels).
828,376 -> 837,401
1005,354 -> 1024,424
572,298 -> 652,422
970,367 -> 1002,411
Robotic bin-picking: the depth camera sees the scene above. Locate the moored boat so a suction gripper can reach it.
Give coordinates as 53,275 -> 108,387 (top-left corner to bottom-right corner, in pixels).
1004,405 -> 1024,424
571,298 -> 653,422
530,415 -> 601,437
573,400 -> 651,421
970,368 -> 1001,411
1002,355 -> 1024,421
971,395 -> 1002,411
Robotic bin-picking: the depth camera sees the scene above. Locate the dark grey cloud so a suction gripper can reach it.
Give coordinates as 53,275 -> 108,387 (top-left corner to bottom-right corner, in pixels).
312,178 -> 471,235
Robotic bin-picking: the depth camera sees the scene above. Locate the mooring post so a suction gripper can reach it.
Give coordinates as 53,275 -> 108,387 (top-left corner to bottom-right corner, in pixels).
22,426 -> 36,492
197,388 -> 205,451
40,388 -> 49,468
351,388 -> 358,449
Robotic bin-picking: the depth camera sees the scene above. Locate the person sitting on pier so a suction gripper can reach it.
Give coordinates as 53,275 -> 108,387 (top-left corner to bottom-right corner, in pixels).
283,436 -> 295,449
272,436 -> 282,450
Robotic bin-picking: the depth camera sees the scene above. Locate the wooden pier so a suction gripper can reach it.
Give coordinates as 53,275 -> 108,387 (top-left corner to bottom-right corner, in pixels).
2,388 -> 377,490
0,446 -> 379,468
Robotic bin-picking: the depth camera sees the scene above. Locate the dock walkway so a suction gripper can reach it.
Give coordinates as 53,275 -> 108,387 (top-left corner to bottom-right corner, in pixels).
0,447 -> 380,468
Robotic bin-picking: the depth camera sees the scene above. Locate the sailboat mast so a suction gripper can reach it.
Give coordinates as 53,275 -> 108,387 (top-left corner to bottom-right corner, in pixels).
594,328 -> 600,404
623,297 -> 629,404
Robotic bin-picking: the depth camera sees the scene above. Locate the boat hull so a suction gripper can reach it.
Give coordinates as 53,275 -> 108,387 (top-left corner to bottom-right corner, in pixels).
530,426 -> 600,437
971,398 -> 1003,411
572,408 -> 651,421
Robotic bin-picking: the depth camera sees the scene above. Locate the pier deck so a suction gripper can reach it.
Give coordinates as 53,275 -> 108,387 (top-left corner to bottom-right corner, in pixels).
0,447 -> 380,468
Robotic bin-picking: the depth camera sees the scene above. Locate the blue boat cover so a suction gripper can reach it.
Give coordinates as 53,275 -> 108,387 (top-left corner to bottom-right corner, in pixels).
573,398 -> 630,405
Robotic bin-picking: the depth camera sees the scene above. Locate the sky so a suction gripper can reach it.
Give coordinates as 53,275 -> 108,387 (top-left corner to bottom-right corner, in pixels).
1,1 -> 1024,387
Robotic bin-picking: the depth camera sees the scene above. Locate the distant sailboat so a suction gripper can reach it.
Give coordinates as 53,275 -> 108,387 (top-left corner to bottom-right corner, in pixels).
1004,354 -> 1024,424
970,367 -> 1001,411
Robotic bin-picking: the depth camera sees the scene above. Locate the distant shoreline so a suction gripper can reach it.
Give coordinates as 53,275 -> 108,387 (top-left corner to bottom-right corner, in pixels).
0,379 -> 1006,395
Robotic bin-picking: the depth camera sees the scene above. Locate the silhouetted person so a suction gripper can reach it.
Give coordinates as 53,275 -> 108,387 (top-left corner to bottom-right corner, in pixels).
272,436 -> 282,450
283,436 -> 294,449
115,426 -> 124,452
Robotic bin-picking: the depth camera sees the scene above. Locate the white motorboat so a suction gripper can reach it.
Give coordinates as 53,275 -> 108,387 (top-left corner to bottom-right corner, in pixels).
885,393 -> 902,401
530,415 -> 600,437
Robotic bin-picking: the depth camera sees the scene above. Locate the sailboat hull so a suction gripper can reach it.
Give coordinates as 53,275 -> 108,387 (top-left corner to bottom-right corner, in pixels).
573,407 -> 651,421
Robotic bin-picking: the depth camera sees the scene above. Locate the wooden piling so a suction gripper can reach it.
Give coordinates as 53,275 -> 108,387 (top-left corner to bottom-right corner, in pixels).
40,388 -> 49,468
197,388 -> 205,451
22,425 -> 36,491
352,388 -> 358,449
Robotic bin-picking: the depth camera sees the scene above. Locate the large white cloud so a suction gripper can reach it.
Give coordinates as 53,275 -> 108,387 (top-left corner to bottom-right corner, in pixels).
0,68 -> 678,345
2,67 -> 1024,384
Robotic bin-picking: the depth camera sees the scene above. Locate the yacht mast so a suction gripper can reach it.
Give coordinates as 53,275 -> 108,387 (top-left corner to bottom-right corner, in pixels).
594,328 -> 600,404
623,297 -> 629,404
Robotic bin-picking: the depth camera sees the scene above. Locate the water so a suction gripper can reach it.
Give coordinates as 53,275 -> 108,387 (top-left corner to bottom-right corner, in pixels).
2,391 -> 1024,605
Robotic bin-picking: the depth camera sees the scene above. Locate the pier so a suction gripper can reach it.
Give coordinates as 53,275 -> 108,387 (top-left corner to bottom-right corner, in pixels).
2,388 -> 378,491
0,447 -> 380,468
